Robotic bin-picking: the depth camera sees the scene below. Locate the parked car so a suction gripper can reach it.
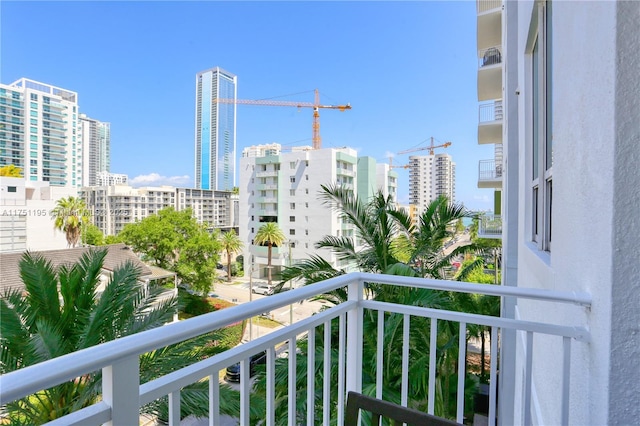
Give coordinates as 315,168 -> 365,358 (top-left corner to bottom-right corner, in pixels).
252,285 -> 274,295
225,351 -> 267,383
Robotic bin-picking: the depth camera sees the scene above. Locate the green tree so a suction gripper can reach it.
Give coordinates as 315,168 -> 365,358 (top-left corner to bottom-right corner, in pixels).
104,234 -> 122,245
51,196 -> 90,248
0,249 -> 244,424
81,223 -> 104,246
176,227 -> 221,294
0,164 -> 23,177
119,207 -> 221,294
254,222 -> 285,286
220,230 -> 243,282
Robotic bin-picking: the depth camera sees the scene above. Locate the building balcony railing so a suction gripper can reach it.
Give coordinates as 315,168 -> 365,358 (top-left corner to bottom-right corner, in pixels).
478,159 -> 503,189
476,0 -> 501,14
478,46 -> 503,102
0,273 -> 591,426
478,101 -> 503,145
478,214 -> 502,239
255,170 -> 278,178
255,184 -> 278,191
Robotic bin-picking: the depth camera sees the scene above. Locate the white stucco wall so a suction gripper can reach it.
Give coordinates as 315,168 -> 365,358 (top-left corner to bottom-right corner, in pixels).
511,2 -> 621,424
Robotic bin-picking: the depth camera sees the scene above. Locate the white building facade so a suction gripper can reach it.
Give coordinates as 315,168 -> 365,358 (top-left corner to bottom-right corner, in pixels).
80,185 -> 236,236
0,78 -> 82,188
79,114 -> 110,186
408,153 -> 456,214
239,144 -> 359,280
0,177 -> 77,252
483,0 -> 640,424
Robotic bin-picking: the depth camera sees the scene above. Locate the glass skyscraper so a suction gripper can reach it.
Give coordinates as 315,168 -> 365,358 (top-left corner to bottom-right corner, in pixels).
195,67 -> 237,191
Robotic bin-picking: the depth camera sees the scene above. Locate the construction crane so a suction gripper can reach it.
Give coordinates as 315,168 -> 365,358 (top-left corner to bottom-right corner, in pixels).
387,155 -> 410,169
397,136 -> 452,156
216,89 -> 351,150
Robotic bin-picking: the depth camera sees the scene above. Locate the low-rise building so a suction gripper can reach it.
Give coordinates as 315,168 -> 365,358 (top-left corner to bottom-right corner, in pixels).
0,177 -> 77,252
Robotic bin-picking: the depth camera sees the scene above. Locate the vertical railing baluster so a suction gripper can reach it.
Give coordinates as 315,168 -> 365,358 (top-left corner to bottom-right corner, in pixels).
346,277 -> 364,394
168,390 -> 180,426
457,322 -> 467,423
428,318 -> 437,415
102,355 -> 139,426
288,338 -> 297,425
307,327 -> 316,426
376,309 -> 384,400
337,313 -> 346,426
489,327 -> 498,425
267,346 -> 276,426
240,358 -> 250,425
208,373 -> 219,426
401,314 -> 410,407
524,331 -> 534,426
323,320 -> 331,425
562,336 -> 571,425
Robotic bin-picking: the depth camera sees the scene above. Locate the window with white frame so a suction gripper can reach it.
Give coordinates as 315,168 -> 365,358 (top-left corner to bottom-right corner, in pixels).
529,0 -> 553,251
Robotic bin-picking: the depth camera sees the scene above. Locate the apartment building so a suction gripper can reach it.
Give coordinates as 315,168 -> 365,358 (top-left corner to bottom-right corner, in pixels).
357,156 -> 399,204
80,184 -> 236,236
79,114 -> 110,186
194,67 -> 237,191
0,78 -> 82,188
0,177 -> 77,252
408,153 -> 456,216
239,144 -> 361,279
479,0 -> 640,423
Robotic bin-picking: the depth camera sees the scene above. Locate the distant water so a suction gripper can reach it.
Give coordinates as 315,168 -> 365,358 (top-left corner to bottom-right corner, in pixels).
462,217 -> 473,227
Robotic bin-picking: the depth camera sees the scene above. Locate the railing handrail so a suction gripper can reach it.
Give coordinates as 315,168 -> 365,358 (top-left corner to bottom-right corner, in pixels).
0,271 -> 591,405
357,273 -> 591,306
0,273 -> 355,403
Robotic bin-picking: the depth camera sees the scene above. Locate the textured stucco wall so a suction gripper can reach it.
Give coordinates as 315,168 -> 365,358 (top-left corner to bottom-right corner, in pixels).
512,1 -> 621,424
609,1 -> 640,424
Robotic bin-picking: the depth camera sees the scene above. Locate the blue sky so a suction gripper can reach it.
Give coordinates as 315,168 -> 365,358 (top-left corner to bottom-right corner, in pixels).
1,1 -> 495,210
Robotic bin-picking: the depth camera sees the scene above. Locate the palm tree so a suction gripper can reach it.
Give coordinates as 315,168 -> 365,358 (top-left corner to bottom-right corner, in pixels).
276,185 -> 481,420
0,248 -> 241,424
220,230 -> 243,282
51,196 -> 90,248
254,222 -> 285,286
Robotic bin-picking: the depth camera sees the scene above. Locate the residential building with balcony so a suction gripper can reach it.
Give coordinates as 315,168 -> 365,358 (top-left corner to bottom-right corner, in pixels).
195,67 -> 237,191
1,2 -> 638,425
239,144 -> 359,279
408,153 -> 456,218
0,78 -> 81,188
79,114 -> 110,187
476,0 -> 504,239
80,184 -> 236,236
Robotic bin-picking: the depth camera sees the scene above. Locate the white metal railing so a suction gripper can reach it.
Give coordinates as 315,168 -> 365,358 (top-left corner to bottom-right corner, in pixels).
0,273 -> 591,426
478,46 -> 503,68
479,159 -> 503,181
479,101 -> 503,124
476,0 -> 502,14
479,214 -> 502,238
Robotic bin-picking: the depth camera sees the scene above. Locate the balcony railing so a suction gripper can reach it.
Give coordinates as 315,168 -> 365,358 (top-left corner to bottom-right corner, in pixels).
478,159 -> 503,188
0,273 -> 591,426
478,101 -> 503,123
478,46 -> 502,69
478,214 -> 502,238
476,0 -> 501,14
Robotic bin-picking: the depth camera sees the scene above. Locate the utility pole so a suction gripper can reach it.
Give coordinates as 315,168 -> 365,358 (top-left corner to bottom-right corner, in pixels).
288,241 -> 294,325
